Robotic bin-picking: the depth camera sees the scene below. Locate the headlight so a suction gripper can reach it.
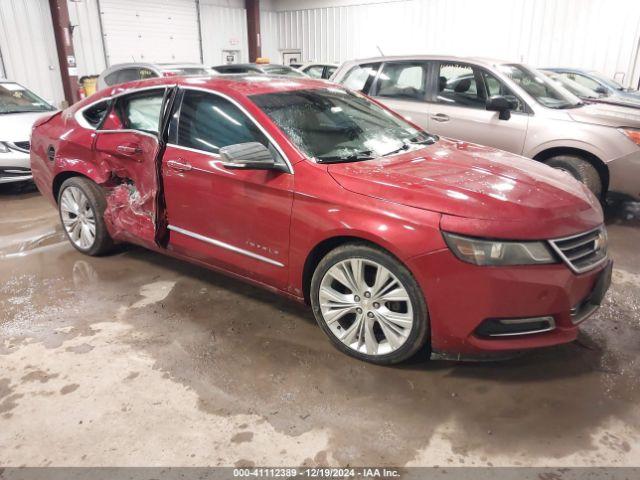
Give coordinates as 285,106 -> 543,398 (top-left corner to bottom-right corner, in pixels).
443,232 -> 556,266
0,142 -> 10,153
620,128 -> 640,146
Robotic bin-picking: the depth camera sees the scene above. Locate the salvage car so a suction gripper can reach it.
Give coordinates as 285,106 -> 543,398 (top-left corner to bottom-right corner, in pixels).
0,80 -> 56,184
97,62 -> 211,90
332,56 -> 640,202
31,75 -> 611,364
545,68 -> 640,110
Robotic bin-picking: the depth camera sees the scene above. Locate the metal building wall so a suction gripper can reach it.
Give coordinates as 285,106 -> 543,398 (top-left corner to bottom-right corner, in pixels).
0,0 -> 64,102
273,0 -> 640,88
98,0 -> 202,64
68,0 -> 106,77
199,0 -> 248,66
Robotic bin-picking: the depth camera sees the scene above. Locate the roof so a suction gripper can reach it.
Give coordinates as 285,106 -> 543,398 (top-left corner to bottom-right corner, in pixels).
76,74 -> 333,110
339,54 -> 515,68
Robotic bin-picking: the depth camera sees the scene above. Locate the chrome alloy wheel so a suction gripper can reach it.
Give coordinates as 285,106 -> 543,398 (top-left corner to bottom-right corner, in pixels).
60,186 -> 96,250
319,259 -> 414,356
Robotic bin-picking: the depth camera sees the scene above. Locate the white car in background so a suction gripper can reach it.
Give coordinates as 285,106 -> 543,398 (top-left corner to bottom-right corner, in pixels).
0,80 -> 56,184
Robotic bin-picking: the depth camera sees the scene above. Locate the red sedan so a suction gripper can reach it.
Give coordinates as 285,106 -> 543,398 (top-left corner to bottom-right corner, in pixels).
30,75 -> 612,364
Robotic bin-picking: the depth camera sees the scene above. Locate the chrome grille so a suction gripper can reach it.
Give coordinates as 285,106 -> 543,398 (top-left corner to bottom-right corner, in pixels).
9,141 -> 30,152
548,227 -> 608,274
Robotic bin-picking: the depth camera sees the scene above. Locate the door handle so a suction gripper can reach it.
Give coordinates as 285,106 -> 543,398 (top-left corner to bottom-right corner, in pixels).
116,144 -> 143,155
431,113 -> 450,122
167,159 -> 192,172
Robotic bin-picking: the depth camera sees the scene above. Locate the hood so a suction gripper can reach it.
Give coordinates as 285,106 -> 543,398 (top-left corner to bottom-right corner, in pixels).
567,102 -> 640,128
595,95 -> 640,110
0,111 -> 53,142
328,138 -> 602,227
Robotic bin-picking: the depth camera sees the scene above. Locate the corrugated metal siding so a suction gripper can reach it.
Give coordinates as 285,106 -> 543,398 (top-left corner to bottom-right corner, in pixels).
273,0 -> 640,88
260,9 -> 280,62
99,0 -> 201,64
0,0 -> 64,102
199,3 -> 248,66
68,0 -> 106,77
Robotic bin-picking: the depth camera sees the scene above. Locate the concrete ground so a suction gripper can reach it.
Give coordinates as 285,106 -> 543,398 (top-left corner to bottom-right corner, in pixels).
1,183 -> 639,468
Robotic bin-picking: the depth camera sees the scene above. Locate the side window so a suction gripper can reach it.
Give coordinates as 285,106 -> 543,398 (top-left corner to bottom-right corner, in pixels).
341,63 -> 380,92
325,66 -> 337,79
177,90 -> 269,155
82,100 -> 110,128
374,62 -> 427,100
115,90 -> 165,133
481,70 -> 525,112
304,65 -> 325,79
437,63 -> 485,109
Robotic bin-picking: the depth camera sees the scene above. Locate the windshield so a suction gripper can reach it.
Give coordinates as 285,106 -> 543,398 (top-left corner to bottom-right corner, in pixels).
262,66 -> 306,78
589,72 -> 624,91
0,83 -> 55,114
498,64 -> 582,109
251,87 -> 435,162
543,72 -> 599,99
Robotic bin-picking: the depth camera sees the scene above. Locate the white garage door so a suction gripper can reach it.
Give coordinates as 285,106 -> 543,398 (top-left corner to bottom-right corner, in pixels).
0,0 -> 64,104
100,0 -> 202,65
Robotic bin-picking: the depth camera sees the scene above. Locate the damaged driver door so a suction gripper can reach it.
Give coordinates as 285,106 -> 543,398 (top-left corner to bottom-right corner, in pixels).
94,88 -> 169,248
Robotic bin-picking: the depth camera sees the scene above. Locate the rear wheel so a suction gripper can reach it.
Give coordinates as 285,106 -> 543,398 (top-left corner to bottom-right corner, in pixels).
58,177 -> 114,256
545,155 -> 603,198
310,243 -> 429,364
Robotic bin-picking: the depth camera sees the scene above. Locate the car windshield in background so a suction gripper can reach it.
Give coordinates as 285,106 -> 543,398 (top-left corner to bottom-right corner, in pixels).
262,66 -> 306,77
590,72 -> 625,91
498,64 -> 582,109
545,72 -> 599,99
0,83 -> 54,114
251,88 -> 435,163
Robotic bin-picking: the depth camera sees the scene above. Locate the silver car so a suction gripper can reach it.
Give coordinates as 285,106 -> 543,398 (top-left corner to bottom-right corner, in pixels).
0,80 -> 56,184
332,56 -> 640,201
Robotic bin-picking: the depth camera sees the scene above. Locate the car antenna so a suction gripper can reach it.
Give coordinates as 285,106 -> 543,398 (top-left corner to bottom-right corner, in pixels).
376,46 -> 385,56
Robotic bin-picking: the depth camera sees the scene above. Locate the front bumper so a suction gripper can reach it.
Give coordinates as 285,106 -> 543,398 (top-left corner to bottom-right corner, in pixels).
608,149 -> 640,201
407,249 -> 611,356
0,151 -> 32,184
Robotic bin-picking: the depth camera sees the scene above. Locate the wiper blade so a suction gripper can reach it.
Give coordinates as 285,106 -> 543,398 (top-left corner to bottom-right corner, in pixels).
316,150 -> 375,164
382,143 -> 410,157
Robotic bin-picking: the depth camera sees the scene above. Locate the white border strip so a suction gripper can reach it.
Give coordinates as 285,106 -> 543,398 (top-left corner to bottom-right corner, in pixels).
168,225 -> 284,268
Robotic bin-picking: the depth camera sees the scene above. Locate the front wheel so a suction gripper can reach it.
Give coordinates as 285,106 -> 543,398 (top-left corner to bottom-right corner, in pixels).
545,155 -> 603,198
310,243 -> 429,364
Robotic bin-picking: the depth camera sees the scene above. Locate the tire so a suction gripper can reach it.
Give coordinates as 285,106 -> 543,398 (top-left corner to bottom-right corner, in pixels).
545,155 -> 603,198
310,243 -> 429,365
58,177 -> 114,256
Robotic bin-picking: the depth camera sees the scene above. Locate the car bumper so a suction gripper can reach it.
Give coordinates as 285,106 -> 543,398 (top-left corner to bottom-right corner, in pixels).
608,149 -> 640,201
0,151 -> 32,184
407,249 -> 611,357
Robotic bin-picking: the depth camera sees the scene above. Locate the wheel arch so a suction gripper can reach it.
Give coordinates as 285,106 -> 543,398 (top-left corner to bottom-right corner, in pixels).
52,171 -> 94,203
301,235 -> 404,305
533,146 -> 610,194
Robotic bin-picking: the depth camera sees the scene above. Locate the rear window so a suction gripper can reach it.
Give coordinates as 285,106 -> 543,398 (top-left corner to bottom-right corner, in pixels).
162,67 -> 209,77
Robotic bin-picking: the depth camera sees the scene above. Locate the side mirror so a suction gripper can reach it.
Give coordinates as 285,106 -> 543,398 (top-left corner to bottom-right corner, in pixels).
486,95 -> 515,120
594,86 -> 608,95
220,142 -> 287,172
